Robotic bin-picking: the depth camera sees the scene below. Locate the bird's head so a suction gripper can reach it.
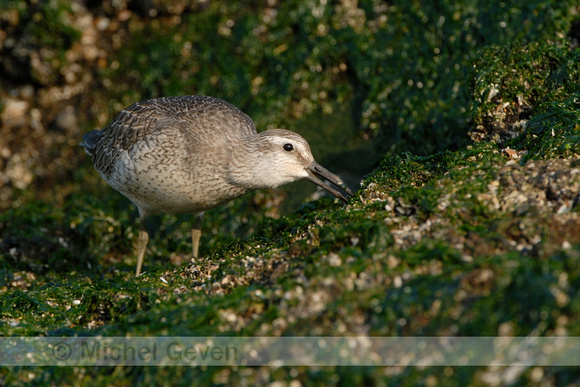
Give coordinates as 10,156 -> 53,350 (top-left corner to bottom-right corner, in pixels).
231,129 -> 352,202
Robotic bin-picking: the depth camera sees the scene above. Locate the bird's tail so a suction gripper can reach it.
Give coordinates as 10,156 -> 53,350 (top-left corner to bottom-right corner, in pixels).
80,130 -> 103,156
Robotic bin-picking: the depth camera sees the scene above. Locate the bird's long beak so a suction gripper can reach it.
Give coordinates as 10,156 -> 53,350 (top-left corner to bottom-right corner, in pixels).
305,161 -> 353,203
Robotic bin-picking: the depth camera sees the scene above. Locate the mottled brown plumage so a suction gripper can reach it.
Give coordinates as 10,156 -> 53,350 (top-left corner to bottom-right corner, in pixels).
82,95 -> 351,276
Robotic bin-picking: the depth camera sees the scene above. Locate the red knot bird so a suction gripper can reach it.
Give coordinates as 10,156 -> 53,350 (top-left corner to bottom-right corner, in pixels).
82,95 -> 352,276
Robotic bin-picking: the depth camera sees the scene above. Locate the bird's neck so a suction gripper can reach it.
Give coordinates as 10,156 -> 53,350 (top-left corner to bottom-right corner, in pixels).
227,133 -> 281,190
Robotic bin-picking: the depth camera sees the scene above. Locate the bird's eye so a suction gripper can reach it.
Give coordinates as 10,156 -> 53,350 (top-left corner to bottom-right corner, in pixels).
283,143 -> 294,152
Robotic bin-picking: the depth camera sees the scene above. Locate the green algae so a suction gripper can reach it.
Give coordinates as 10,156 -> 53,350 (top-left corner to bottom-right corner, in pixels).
518,95 -> 580,162
1,0 -> 580,385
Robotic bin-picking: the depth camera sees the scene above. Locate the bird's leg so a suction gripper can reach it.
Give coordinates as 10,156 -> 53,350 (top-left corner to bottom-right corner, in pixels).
135,215 -> 149,277
191,213 -> 204,259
